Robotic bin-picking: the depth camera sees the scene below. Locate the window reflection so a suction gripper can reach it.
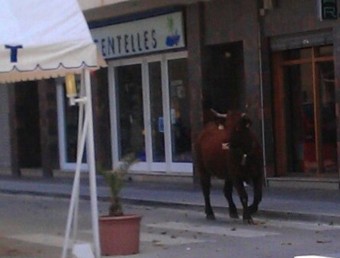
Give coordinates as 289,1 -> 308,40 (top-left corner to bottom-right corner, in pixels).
168,59 -> 192,162
149,62 -> 165,162
116,64 -> 145,161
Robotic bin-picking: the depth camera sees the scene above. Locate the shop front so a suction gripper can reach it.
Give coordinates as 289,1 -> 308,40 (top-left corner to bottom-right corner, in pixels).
270,31 -> 338,181
90,11 -> 192,174
6,0 -> 339,186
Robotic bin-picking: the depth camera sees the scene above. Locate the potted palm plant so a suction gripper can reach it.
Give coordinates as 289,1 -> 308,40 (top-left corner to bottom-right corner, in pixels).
99,154 -> 142,256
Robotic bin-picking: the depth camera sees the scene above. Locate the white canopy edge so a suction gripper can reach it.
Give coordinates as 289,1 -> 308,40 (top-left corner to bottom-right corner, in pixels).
0,0 -> 106,84
0,43 -> 105,84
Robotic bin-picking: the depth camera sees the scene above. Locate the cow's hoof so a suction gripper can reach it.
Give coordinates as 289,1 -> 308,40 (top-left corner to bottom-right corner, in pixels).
206,214 -> 216,220
243,217 -> 254,225
248,204 -> 258,215
229,211 -> 239,219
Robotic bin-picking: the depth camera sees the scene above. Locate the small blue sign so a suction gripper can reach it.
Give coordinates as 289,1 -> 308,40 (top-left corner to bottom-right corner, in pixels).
158,117 -> 164,133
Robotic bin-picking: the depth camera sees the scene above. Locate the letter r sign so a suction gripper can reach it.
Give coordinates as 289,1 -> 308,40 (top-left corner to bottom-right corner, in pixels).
320,0 -> 338,20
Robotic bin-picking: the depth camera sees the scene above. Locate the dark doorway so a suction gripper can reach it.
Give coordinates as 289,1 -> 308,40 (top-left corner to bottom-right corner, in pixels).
204,42 -> 244,113
15,82 -> 41,167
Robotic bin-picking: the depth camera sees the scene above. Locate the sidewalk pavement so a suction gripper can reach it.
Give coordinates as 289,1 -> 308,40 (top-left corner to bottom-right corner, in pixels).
0,175 -> 340,224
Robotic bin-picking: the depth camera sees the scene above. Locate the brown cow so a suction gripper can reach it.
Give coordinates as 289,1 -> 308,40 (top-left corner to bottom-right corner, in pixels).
196,110 -> 263,224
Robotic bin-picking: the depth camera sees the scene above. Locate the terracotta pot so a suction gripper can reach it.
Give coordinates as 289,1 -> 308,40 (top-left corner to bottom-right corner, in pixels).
99,214 -> 142,256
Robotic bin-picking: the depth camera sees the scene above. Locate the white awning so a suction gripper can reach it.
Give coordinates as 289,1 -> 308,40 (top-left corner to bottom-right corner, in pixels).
0,1 -> 104,257
0,0 -> 104,83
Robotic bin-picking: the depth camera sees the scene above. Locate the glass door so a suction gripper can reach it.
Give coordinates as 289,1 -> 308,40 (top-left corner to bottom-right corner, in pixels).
283,62 -> 313,173
274,46 -> 337,176
168,58 -> 191,163
57,79 -> 88,171
109,52 -> 191,173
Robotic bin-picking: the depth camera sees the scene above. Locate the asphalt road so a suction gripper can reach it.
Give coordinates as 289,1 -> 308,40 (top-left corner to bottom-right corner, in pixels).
1,193 -> 340,258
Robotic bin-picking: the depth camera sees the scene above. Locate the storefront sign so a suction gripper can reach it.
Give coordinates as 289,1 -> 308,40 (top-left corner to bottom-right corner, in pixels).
91,12 -> 185,59
319,0 -> 338,20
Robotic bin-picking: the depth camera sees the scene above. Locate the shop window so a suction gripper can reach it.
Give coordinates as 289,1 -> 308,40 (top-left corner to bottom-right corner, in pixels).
316,45 -> 333,57
273,45 -> 337,176
282,48 -> 312,61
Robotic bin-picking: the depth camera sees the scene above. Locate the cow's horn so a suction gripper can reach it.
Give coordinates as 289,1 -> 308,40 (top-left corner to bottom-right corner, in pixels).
210,108 -> 227,118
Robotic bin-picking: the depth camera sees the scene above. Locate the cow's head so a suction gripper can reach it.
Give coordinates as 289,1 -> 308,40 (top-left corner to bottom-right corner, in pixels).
225,111 -> 252,132
239,113 -> 252,130
227,111 -> 255,157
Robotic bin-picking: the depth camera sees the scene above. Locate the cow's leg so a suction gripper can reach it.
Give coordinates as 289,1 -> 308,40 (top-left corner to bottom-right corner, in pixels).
234,179 -> 253,224
248,175 -> 262,215
201,174 -> 215,220
223,179 -> 238,219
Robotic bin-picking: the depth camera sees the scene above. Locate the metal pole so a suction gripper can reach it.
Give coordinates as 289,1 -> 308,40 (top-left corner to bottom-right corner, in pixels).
61,70 -> 100,258
61,106 -> 89,258
84,69 -> 101,258
71,74 -> 86,247
257,11 -> 268,185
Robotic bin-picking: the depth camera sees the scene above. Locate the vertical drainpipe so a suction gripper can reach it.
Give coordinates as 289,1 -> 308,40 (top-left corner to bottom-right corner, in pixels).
334,26 -> 340,189
257,1 -> 268,185
187,3 -> 205,187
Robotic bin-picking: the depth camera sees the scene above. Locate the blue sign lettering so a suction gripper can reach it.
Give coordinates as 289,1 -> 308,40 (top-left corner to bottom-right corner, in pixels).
90,12 -> 185,59
94,30 -> 158,58
5,45 -> 23,63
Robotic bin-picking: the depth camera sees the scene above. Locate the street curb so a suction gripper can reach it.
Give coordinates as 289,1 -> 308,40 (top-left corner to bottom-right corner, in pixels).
1,188 -> 340,226
120,197 -> 340,225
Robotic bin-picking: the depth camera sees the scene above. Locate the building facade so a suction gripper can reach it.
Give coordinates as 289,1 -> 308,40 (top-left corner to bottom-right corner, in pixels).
2,0 -> 340,188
